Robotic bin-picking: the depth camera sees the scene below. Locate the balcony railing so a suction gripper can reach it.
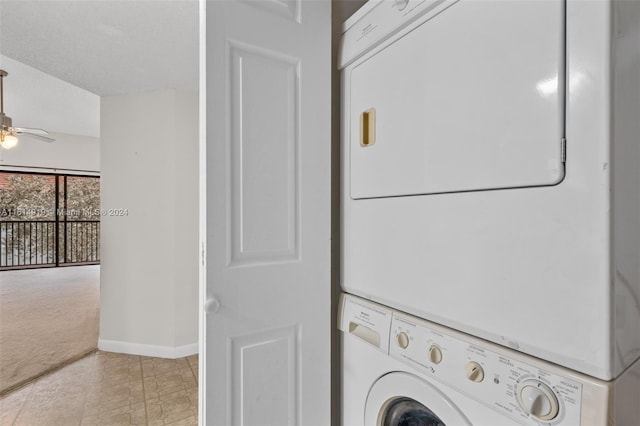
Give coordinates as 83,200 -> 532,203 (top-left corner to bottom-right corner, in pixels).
1,220 -> 100,269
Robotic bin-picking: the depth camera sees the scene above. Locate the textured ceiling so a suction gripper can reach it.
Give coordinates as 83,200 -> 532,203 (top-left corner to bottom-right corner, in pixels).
0,0 -> 199,96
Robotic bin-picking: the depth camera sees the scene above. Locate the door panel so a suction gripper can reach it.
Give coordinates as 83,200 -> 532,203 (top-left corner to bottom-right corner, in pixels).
228,41 -> 300,266
202,1 -> 331,425
231,325 -> 299,425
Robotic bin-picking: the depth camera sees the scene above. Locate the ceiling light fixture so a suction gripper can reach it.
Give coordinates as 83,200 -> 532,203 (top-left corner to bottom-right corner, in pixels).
0,69 -> 55,150
0,70 -> 19,150
0,131 -> 19,150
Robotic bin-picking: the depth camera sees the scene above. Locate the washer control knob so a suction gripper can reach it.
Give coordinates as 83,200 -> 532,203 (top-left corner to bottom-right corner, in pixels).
395,0 -> 410,11
465,361 -> 485,382
517,380 -> 560,421
396,332 -> 409,349
428,345 -> 442,364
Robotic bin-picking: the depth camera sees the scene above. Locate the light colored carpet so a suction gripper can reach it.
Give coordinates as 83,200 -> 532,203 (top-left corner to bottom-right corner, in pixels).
0,265 -> 99,394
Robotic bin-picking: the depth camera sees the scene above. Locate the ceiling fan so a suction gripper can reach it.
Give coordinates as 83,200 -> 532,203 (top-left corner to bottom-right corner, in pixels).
0,69 -> 55,150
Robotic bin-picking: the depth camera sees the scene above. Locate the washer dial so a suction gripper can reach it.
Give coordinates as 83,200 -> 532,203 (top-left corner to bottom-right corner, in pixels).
394,0 -> 410,11
396,332 -> 409,349
516,380 -> 560,421
428,345 -> 442,364
465,361 -> 484,382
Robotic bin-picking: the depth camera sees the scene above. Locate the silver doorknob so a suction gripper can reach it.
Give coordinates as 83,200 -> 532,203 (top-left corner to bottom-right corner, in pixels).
204,297 -> 220,314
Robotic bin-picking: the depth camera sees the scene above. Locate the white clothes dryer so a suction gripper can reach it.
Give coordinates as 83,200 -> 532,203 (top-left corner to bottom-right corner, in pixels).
339,0 -> 640,380
339,293 -> 640,425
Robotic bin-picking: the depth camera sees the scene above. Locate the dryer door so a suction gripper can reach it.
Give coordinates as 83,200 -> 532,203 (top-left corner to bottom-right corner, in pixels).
365,372 -> 472,426
349,0 -> 565,199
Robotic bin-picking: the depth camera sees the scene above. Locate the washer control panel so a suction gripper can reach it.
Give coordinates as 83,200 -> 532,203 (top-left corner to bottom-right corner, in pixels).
338,295 -> 393,352
389,314 -> 583,425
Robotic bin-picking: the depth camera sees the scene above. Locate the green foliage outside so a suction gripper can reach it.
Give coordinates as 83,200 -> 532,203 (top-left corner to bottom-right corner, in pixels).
0,174 -> 56,221
0,173 -> 101,267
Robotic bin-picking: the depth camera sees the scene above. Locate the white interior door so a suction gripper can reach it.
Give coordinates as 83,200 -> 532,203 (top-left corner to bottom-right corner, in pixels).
201,0 -> 331,424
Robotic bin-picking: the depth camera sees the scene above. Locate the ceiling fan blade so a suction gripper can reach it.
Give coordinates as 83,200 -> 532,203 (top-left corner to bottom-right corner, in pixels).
11,127 -> 55,143
12,127 -> 49,136
16,132 -> 56,143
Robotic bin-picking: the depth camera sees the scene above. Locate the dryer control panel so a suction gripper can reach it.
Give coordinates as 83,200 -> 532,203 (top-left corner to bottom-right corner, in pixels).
389,313 -> 583,425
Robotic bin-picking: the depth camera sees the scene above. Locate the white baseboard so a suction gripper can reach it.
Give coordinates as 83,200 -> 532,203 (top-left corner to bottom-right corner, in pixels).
98,339 -> 198,359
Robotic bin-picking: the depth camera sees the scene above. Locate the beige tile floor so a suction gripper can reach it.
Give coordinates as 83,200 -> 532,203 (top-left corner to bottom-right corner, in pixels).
0,351 -> 198,426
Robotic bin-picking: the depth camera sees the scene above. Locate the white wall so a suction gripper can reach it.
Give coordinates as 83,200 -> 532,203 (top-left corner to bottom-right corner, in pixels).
99,89 -> 198,357
0,56 -> 100,172
0,132 -> 99,172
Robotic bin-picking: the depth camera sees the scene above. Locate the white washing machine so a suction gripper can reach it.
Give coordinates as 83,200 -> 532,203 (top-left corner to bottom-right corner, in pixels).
339,293 -> 640,425
339,0 -> 640,380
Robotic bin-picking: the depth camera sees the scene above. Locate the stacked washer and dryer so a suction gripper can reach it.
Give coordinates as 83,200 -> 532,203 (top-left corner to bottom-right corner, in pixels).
338,0 -> 640,424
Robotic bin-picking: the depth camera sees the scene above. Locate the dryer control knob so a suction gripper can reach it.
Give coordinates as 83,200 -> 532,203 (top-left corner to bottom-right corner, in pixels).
465,361 -> 484,382
396,332 -> 409,349
428,345 -> 442,364
516,380 -> 559,421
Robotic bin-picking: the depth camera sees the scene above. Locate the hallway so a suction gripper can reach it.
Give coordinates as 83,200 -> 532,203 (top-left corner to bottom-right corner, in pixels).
0,351 -> 198,426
